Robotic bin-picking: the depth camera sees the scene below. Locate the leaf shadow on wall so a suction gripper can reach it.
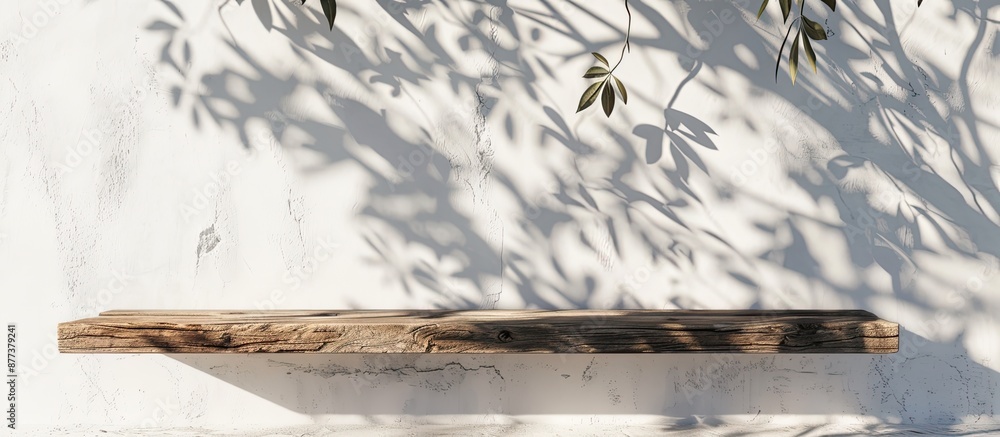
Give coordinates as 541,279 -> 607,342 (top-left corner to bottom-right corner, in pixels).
165,326 -> 994,423
132,0 -> 1000,426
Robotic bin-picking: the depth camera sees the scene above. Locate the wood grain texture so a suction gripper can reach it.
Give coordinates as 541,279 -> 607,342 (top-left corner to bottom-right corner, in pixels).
58,310 -> 898,354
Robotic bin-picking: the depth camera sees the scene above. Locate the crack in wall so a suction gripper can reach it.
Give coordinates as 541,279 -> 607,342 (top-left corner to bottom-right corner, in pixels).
267,359 -> 507,393
272,360 -> 504,380
476,3 -> 504,310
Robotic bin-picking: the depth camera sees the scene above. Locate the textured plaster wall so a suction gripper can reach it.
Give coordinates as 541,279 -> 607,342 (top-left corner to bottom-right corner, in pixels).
1,0 -> 999,432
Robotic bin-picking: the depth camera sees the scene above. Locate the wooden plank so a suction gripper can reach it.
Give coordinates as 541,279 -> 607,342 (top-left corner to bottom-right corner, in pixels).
58,310 -> 898,354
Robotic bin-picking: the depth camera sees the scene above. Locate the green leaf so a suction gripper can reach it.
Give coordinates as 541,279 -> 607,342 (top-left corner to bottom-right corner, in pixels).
820,0 -> 836,11
801,28 -> 817,73
779,0 -> 791,23
774,23 -> 796,82
601,81 -> 615,117
577,81 -> 604,113
583,66 -> 610,78
592,52 -> 610,67
756,0 -> 770,20
802,16 -> 827,40
613,75 -> 628,104
320,0 -> 336,30
789,32 -> 800,85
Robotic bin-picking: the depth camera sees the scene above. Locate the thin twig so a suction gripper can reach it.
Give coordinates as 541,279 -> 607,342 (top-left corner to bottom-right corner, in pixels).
610,0 -> 632,73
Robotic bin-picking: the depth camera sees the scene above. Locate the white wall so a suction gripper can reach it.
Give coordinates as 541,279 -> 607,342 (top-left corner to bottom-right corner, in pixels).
2,0 -> 999,432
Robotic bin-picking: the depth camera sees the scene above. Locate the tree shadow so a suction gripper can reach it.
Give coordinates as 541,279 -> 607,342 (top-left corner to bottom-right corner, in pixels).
122,0 -> 1000,426
166,327 -> 995,422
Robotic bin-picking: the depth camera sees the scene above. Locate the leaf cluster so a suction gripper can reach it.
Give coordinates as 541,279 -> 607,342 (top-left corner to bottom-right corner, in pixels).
763,0 -> 922,84
577,53 -> 629,117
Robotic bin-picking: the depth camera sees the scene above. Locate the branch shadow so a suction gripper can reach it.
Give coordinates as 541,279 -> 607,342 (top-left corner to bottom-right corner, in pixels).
165,327 -> 995,422
121,0 -> 1000,426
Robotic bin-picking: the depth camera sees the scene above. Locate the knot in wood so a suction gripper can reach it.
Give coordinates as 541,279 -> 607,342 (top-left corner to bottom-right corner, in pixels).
496,330 -> 514,343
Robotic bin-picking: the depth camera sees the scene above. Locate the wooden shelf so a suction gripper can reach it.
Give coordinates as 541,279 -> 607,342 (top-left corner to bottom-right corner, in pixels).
58,309 -> 898,354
